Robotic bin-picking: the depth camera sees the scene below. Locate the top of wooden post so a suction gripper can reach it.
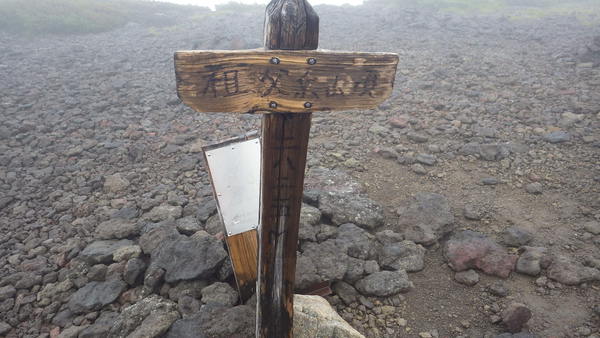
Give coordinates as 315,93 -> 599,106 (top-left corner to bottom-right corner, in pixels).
264,0 -> 319,51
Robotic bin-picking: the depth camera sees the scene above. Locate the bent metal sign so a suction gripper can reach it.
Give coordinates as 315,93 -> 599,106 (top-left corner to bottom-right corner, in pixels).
175,49 -> 398,113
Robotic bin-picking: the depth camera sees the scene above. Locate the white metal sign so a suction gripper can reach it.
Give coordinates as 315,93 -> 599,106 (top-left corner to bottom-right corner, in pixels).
203,133 -> 261,236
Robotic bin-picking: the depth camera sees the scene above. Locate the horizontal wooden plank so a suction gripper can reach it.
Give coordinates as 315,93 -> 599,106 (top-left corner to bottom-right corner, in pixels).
175,49 -> 398,113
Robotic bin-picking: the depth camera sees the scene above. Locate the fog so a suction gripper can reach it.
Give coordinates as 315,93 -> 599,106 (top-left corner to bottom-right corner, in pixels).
0,0 -> 599,337
161,0 -> 364,10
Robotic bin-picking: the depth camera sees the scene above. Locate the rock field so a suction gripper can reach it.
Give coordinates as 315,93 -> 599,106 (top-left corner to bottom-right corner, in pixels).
0,1 -> 599,337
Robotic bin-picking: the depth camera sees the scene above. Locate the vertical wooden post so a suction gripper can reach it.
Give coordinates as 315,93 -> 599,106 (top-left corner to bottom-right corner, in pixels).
257,1 -> 319,337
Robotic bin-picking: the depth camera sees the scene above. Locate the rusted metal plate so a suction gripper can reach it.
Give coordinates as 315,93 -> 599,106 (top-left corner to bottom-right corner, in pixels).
175,49 -> 399,113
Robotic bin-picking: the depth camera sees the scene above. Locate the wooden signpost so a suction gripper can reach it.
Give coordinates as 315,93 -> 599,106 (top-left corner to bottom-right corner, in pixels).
174,0 -> 398,336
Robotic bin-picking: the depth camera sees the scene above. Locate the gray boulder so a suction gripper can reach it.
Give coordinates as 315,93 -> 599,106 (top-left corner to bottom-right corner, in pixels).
79,240 -> 134,264
109,295 -> 180,338
547,256 -> 600,285
515,247 -> 551,276
305,167 -> 365,197
95,219 -> 138,239
78,311 -> 119,338
295,255 -> 322,291
301,240 -> 349,282
176,216 -> 203,236
335,223 -> 378,260
397,193 -> 454,245
378,240 -> 426,272
139,224 -> 180,255
354,270 -> 413,297
501,226 -> 533,247
67,279 -> 127,313
544,131 -> 571,143
454,269 -> 480,286
166,304 -> 254,338
319,192 -> 384,230
201,282 -> 238,307
150,231 -> 227,283
144,204 -> 183,222
332,281 -> 359,305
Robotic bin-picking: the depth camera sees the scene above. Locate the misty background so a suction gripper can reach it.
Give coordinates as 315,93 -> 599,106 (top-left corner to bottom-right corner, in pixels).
0,0 -> 598,35
164,0 -> 364,10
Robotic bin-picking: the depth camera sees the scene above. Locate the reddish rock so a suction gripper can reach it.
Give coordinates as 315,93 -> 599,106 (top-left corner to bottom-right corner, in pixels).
50,327 -> 60,338
444,230 -> 518,278
389,116 -> 409,128
502,302 -> 532,333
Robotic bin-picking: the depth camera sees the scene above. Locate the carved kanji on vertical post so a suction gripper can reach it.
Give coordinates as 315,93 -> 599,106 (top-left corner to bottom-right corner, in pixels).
257,2 -> 319,337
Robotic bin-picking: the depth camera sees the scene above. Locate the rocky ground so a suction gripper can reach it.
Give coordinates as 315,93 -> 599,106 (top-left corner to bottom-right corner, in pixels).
0,2 -> 600,338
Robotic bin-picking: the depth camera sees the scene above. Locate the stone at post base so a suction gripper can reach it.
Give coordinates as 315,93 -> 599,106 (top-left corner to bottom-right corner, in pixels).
293,294 -> 364,338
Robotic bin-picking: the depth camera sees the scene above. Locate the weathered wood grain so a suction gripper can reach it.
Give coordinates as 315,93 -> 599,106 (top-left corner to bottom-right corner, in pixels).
174,49 -> 399,113
264,0 -> 319,50
225,230 -> 258,301
256,1 -> 319,337
257,112 -> 311,338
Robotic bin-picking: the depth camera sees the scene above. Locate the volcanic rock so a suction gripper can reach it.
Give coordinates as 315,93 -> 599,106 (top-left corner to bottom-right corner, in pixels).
546,256 -> 600,285
201,282 -> 238,307
444,230 -> 517,278
109,295 -> 180,337
398,193 -> 454,245
67,279 -> 127,313
150,231 -> 227,283
79,239 -> 134,264
354,270 -> 413,297
515,246 -> 551,276
501,302 -> 532,333
378,240 -> 426,272
95,219 -> 139,239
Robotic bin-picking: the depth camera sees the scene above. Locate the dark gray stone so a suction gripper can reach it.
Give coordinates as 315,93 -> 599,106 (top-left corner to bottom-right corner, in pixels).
319,192 -> 384,230
332,281 -> 359,305
454,269 -> 480,286
525,183 -> 543,195
547,256 -> 600,285
501,226 -> 533,247
0,285 -> 16,301
295,255 -> 321,291
95,219 -> 138,240
109,295 -> 179,338
378,240 -> 426,272
335,223 -> 378,260
301,240 -> 349,282
150,232 -> 227,283
0,321 -> 11,335
165,315 -> 205,338
397,193 -> 454,245
200,282 -> 238,307
416,153 -> 437,166
544,131 -> 571,143
79,311 -> 119,338
79,240 -> 134,264
139,225 -> 180,255
354,270 -> 413,297
144,267 -> 165,292
67,279 -> 127,313
124,258 -> 147,286
516,247 -> 551,276
176,216 -> 203,236
502,303 -> 532,333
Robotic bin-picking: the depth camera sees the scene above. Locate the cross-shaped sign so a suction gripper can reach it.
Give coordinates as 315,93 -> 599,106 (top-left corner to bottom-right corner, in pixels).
175,0 -> 398,336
